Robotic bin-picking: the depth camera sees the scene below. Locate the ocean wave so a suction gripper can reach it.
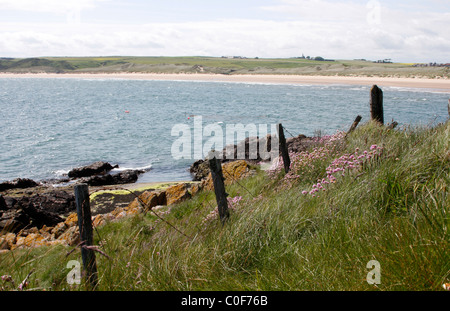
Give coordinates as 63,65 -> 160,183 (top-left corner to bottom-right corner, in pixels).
53,169 -> 70,176
112,164 -> 153,173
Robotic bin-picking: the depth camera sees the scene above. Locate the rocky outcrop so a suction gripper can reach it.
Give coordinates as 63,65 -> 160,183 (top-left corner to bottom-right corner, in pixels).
0,197 -> 64,233
80,169 -> 144,186
190,134 -> 276,181
202,160 -> 255,190
165,183 -> 191,205
222,134 -> 276,163
190,160 -> 210,182
1,212 -> 81,250
124,190 -> 167,215
65,161 -> 148,187
0,189 -> 75,234
0,182 -> 205,251
0,178 -> 39,192
286,134 -> 315,153
68,161 -> 117,178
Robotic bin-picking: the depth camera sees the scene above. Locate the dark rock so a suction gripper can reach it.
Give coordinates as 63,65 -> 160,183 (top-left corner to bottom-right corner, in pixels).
190,160 -> 210,181
0,209 -> 30,233
80,169 -> 144,186
68,161 -> 117,178
31,191 -> 76,215
0,178 -> 39,192
81,174 -> 115,187
22,201 -> 64,229
0,194 -> 65,233
0,195 -> 6,211
286,134 -> 313,153
113,170 -> 143,184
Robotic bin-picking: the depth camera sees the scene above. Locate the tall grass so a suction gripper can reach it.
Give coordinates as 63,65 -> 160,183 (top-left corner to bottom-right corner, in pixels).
1,121 -> 448,291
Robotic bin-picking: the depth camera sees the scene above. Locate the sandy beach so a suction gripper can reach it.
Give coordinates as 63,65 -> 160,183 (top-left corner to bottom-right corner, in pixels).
1,72 -> 449,92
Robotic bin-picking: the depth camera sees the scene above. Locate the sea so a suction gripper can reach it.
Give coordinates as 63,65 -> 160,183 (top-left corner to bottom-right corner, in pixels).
0,77 -> 448,183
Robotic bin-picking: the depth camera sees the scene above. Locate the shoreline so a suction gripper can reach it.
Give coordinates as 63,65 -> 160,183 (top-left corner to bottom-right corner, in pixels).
0,72 -> 449,92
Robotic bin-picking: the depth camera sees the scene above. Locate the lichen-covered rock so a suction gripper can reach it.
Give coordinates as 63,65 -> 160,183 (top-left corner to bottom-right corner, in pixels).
202,160 -> 254,190
51,222 -> 68,239
0,236 -> 8,250
126,191 -> 164,214
189,183 -> 202,197
92,213 -> 114,227
14,233 -> 48,249
165,183 -> 191,205
3,233 -> 16,250
56,226 -> 79,246
64,213 -> 78,227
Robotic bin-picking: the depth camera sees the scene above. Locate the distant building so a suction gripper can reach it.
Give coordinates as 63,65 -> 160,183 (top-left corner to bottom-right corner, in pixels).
374,59 -> 393,63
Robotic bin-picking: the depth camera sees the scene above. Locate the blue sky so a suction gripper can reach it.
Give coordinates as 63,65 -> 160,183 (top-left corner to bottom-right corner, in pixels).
0,0 -> 449,62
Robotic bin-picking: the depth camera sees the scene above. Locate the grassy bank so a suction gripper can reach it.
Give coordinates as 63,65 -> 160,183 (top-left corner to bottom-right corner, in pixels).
1,120 -> 448,291
1,56 -> 449,78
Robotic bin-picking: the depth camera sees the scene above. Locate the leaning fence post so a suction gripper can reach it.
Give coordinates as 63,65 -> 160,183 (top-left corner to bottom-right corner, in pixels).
277,123 -> 291,174
74,183 -> 98,289
370,85 -> 384,124
209,157 -> 229,225
347,115 -> 362,134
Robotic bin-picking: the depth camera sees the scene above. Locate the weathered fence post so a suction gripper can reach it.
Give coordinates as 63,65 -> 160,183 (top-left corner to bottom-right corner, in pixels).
277,123 -> 291,174
74,183 -> 98,289
209,157 -> 229,225
370,85 -> 384,124
448,99 -> 450,118
347,115 -> 363,134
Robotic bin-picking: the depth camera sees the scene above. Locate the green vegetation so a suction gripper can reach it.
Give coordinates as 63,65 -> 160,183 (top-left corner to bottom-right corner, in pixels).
1,120 -> 448,291
1,56 -> 448,78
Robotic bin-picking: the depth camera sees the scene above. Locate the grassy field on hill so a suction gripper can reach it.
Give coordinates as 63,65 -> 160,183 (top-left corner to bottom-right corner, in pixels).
1,56 -> 449,78
1,120 -> 448,291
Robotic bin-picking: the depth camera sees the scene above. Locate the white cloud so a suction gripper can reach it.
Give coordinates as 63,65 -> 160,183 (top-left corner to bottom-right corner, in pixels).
0,1 -> 449,62
0,0 -> 108,14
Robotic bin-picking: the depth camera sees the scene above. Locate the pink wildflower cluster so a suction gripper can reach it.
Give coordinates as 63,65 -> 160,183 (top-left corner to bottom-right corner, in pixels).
202,196 -> 243,224
267,129 -> 384,198
302,144 -> 384,197
268,130 -> 346,179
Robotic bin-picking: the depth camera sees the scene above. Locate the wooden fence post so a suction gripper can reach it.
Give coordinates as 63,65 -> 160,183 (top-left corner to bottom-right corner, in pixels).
277,123 -> 291,174
448,99 -> 450,118
74,183 -> 98,289
347,115 -> 362,134
209,157 -> 229,225
370,85 -> 384,124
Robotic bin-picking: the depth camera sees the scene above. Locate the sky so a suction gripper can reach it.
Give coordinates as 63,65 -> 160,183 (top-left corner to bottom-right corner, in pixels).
0,0 -> 449,63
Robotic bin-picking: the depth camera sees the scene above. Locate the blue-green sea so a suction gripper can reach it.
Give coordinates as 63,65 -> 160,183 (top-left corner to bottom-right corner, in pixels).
0,78 -> 448,183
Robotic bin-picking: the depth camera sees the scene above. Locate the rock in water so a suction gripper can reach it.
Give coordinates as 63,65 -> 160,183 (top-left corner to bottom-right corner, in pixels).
68,161 -> 116,178
80,169 -> 144,186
